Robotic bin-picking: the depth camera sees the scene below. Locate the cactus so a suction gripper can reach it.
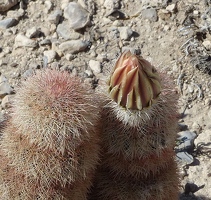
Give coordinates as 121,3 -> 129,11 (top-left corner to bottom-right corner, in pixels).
88,51 -> 179,200
0,69 -> 101,199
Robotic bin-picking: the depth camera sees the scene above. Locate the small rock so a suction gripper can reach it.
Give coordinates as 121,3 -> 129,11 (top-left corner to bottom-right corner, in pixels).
65,53 -> 74,61
176,151 -> 194,165
158,9 -> 171,20
104,0 -> 120,10
64,2 -> 90,30
141,8 -> 158,22
61,0 -> 69,10
26,27 -> 41,38
59,40 -> 89,53
141,0 -> 163,7
193,10 -> 199,16
118,26 -> 133,40
43,50 -> 57,63
48,10 -> 62,25
176,131 -> 197,152
56,21 -> 81,40
89,60 -> 101,74
0,75 -> 13,98
14,34 -> 37,48
1,94 -> 14,109
7,9 -> 25,20
45,0 -> 53,13
166,4 -> 176,13
0,18 -> 17,29
39,38 -> 51,46
84,70 -> 93,78
0,0 -> 19,12
202,40 -> 211,51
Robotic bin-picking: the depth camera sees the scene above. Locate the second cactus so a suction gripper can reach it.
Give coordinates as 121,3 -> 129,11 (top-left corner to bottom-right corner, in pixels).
89,51 -> 179,200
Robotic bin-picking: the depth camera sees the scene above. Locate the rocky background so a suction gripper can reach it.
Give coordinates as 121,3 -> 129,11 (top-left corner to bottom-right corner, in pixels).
0,0 -> 211,199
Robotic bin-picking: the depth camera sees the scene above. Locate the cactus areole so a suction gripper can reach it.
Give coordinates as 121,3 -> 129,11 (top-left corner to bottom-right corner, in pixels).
108,51 -> 161,110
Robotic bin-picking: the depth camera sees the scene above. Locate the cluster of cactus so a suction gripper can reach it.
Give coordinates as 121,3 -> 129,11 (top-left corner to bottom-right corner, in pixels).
0,51 -> 179,200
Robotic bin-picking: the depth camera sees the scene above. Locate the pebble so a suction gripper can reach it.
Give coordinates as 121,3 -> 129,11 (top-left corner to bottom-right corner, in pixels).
0,18 -> 17,29
43,50 -> 57,63
47,10 -> 62,25
44,0 -> 53,13
85,70 -> 93,78
0,0 -> 19,12
158,9 -> 171,21
104,0 -> 120,10
166,4 -> 176,13
202,40 -> 211,51
118,26 -> 133,40
141,8 -> 158,22
7,9 -> 25,20
0,75 -> 13,98
14,34 -> 37,48
64,2 -> 90,30
65,53 -> 74,61
56,21 -> 81,40
25,27 -> 41,38
61,0 -> 69,10
39,38 -> 51,46
89,60 -> 101,75
175,131 -> 197,152
176,151 -> 194,165
59,40 -> 89,53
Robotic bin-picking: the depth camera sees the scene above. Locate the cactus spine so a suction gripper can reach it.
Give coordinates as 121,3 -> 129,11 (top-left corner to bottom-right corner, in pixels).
89,51 -> 179,200
0,69 -> 101,199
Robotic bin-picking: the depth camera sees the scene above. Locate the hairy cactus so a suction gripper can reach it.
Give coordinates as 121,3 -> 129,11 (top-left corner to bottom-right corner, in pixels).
0,69 -> 101,199
88,51 -> 179,200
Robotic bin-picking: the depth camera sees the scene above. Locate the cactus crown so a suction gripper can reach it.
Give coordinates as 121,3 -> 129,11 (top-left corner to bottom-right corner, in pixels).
108,51 -> 161,110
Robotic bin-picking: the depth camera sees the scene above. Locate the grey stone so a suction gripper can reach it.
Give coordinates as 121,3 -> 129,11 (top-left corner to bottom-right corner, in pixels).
64,2 -> 90,30
176,152 -> 194,165
89,60 -> 101,74
59,40 -> 89,53
43,50 -> 57,63
14,34 -> 37,48
56,21 -> 81,40
175,131 -> 197,152
39,38 -> 52,46
104,0 -> 120,10
0,75 -> 13,98
26,27 -> 41,38
48,10 -> 62,25
142,8 -> 158,22
0,18 -> 17,29
118,26 -> 133,40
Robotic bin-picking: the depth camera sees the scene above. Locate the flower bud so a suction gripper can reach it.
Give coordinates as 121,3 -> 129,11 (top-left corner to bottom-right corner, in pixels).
108,51 -> 161,110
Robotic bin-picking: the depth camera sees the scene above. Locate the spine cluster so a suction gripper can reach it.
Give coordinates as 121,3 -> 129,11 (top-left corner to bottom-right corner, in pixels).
88,51 -> 179,200
0,69 -> 101,199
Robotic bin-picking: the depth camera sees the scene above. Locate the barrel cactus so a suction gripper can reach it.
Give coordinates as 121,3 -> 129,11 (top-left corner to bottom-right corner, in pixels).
88,51 -> 179,200
0,69 -> 101,199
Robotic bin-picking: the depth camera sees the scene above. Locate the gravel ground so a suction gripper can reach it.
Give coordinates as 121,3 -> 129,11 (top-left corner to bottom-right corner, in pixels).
0,0 -> 211,199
